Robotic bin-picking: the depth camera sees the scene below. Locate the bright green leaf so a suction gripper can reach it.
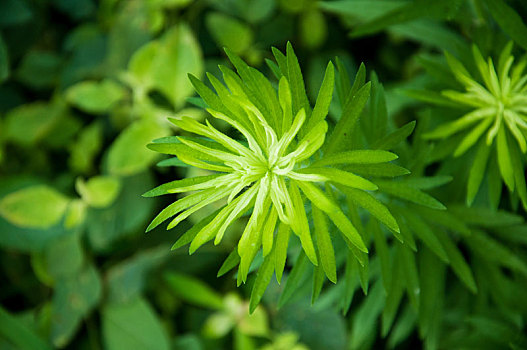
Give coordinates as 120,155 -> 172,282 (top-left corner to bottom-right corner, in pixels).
0,185 -> 69,229
76,176 -> 121,208
313,150 -> 398,167
206,12 -> 253,54
4,102 -> 64,146
65,79 -> 126,114
107,120 -> 169,176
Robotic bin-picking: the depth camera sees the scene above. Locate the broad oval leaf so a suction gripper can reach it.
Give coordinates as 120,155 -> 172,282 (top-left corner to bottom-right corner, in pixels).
107,120 -> 169,176
75,176 -> 121,208
65,79 -> 126,114
0,185 -> 69,229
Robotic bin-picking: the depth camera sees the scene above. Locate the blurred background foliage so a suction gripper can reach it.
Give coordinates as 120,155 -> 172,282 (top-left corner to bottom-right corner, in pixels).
1,0 -> 527,349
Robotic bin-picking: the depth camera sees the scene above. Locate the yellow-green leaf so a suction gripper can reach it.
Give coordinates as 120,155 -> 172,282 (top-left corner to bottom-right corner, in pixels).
76,176 -> 121,208
0,185 -> 69,229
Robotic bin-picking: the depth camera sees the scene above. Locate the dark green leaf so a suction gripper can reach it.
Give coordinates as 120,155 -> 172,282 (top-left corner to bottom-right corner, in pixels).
325,82 -> 371,154
373,121 -> 416,150
469,230 -> 527,277
164,272 -> 224,309
249,250 -> 274,313
434,229 -> 477,293
417,247 -> 445,344
217,250 -> 240,277
52,265 -> 102,347
467,139 -> 491,206
102,298 -> 170,350
278,252 -> 310,308
484,0 -> 527,50
313,207 -> 337,283
0,34 -> 9,83
350,282 -> 385,349
350,0 -> 463,38
448,205 -> 523,227
400,208 -> 449,263
341,186 -> 400,235
0,306 -> 52,350
375,180 -> 446,210
106,246 -> 170,304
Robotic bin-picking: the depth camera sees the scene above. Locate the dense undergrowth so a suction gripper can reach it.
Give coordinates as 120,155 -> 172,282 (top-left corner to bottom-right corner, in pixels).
1,1 -> 527,349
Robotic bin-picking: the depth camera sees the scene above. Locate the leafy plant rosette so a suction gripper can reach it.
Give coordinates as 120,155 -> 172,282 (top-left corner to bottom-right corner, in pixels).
407,42 -> 527,209
144,44 -> 446,311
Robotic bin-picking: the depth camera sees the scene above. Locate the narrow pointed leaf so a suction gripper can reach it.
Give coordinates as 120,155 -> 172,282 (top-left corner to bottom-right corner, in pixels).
286,42 -> 311,118
340,186 -> 400,234
278,252 -> 310,308
249,250 -> 275,313
496,125 -> 515,191
401,208 -> 449,263
399,243 -> 420,310
325,82 -> 371,154
288,182 -> 318,265
375,180 -> 446,210
303,61 -> 334,136
143,175 -> 221,197
296,181 -> 368,253
345,163 -> 410,177
373,120 -> 416,150
434,229 -> 477,293
484,0 -> 527,51
469,230 -> 527,277
171,209 -> 222,250
467,139 -> 491,205
313,207 -> 337,283
274,223 -> 291,284
302,167 -> 378,191
370,219 -> 391,293
312,150 -> 398,167
217,250 -> 241,277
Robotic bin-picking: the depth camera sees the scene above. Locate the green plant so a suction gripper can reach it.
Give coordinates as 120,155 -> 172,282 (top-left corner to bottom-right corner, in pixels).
143,42 -> 466,316
409,42 -> 527,208
2,0 -> 527,349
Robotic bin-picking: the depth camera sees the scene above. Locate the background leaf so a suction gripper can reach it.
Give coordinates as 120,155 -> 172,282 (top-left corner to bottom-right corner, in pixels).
0,185 -> 69,229
102,298 -> 170,350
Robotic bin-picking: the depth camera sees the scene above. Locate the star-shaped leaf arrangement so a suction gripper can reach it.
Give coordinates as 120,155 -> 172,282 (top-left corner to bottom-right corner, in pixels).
408,42 -> 527,208
144,44 -> 408,311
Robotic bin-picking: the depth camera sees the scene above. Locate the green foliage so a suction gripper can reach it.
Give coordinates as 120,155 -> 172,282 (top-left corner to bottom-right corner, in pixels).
412,42 -> 527,209
65,79 -> 126,114
102,298 -> 170,350
146,44 -> 433,304
2,0 -> 527,349
0,185 -> 70,229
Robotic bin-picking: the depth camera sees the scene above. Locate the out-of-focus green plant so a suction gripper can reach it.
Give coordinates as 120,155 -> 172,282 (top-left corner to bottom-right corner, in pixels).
407,42 -> 527,209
